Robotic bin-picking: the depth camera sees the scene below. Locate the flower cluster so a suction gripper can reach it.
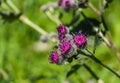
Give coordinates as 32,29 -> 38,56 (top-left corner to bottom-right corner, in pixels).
49,24 -> 87,64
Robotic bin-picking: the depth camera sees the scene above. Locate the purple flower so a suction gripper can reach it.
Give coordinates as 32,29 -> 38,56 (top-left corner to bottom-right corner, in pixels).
57,24 -> 68,41
58,0 -> 72,9
73,34 -> 87,47
57,24 -> 67,34
58,0 -> 78,9
49,51 -> 59,63
59,41 -> 71,54
58,34 -> 65,40
58,0 -> 63,6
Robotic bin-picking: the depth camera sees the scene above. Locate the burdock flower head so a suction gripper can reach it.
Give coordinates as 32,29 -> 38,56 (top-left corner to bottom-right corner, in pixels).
58,0 -> 78,10
73,33 -> 87,47
59,41 -> 71,54
49,51 -> 59,63
57,24 -> 67,34
58,34 -> 65,40
57,24 -> 68,40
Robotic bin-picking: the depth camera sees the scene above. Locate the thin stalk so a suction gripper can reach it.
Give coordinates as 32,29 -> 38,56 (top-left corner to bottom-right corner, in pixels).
101,15 -> 120,63
87,2 -> 102,16
83,64 -> 104,83
19,15 -> 48,35
0,68 -> 8,80
80,50 -> 120,78
5,0 -> 48,35
83,64 -> 99,80
45,11 -> 61,25
5,0 -> 20,14
81,11 -> 120,63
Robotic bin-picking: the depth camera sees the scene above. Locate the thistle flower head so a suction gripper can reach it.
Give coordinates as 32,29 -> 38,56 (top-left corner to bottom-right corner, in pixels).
49,51 -> 59,63
58,0 -> 78,10
65,43 -> 78,58
58,0 -> 72,8
73,33 -> 87,47
57,24 -> 68,41
59,41 -> 71,54
58,34 -> 65,40
57,24 -> 67,34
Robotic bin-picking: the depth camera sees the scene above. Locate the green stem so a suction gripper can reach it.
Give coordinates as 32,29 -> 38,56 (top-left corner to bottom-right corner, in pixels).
5,0 -> 20,14
45,10 -> 61,25
19,15 -> 48,35
83,64 -> 99,80
0,68 -> 8,80
80,50 -> 120,78
81,11 -> 120,63
5,0 -> 48,35
87,2 -> 102,16
83,64 -> 104,83
101,15 -> 120,63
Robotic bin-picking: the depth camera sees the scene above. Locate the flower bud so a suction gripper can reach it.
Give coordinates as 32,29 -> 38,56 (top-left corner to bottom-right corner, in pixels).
58,0 -> 78,10
40,35 -> 48,42
59,41 -> 71,54
57,24 -> 67,34
73,33 -> 87,47
49,51 -> 59,63
57,24 -> 69,41
58,34 -> 66,40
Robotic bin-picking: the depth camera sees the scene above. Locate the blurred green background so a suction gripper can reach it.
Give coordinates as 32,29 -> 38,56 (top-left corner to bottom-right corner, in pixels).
0,0 -> 120,83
